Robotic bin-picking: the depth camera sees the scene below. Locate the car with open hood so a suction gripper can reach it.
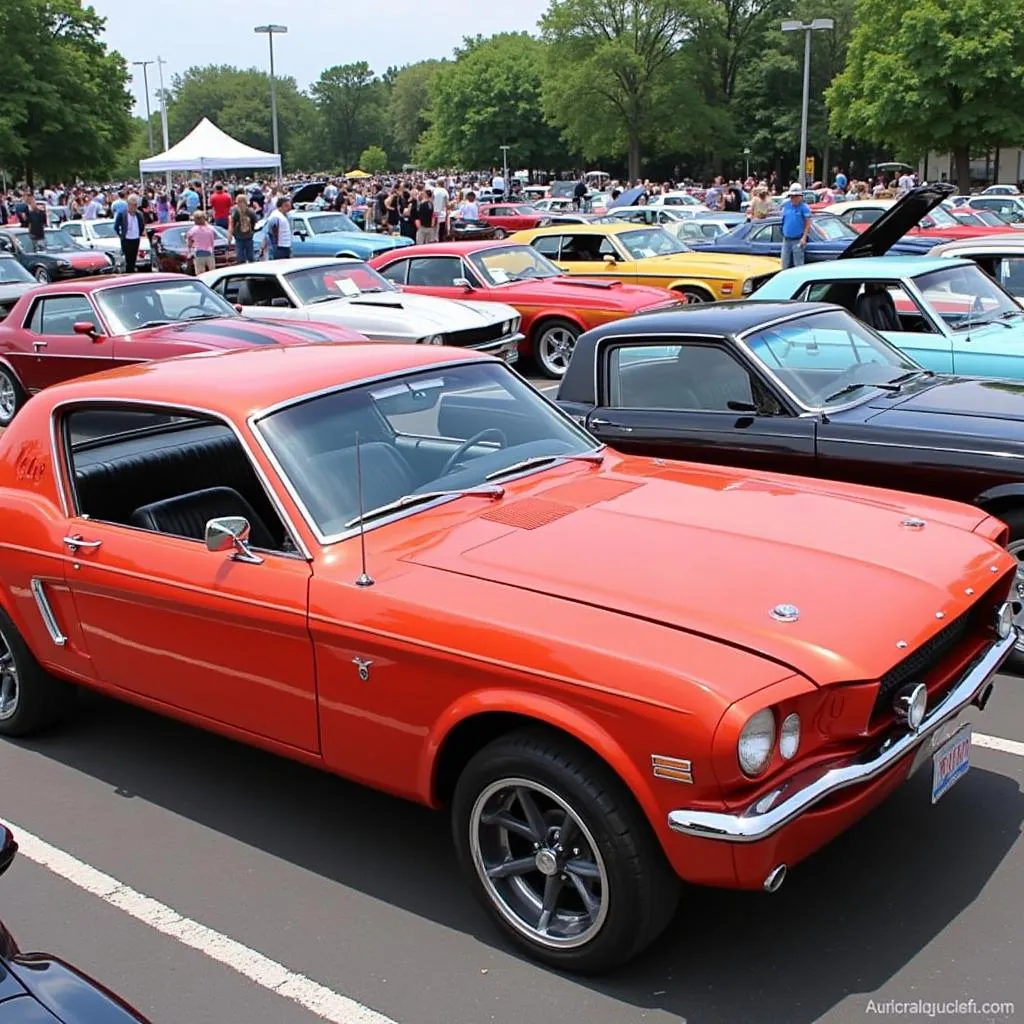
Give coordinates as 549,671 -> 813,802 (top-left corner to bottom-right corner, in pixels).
0,227 -> 114,283
0,341 -> 1016,972
200,257 -> 521,362
0,824 -> 153,1022
0,273 -> 366,427
369,240 -> 683,378
833,195 -> 1017,240
252,210 -> 413,261
509,221 -> 780,307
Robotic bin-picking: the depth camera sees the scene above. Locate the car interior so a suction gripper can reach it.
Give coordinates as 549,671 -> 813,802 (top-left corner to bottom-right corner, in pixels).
217,276 -> 293,307
800,280 -> 937,333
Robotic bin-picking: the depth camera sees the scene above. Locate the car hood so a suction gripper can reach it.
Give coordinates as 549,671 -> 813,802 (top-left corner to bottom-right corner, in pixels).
299,292 -> 514,335
514,277 -> 681,311
0,282 -> 36,302
407,458 -> 1008,685
864,376 -> 1024,430
839,183 -> 957,259
637,252 -> 780,278
129,316 -> 361,348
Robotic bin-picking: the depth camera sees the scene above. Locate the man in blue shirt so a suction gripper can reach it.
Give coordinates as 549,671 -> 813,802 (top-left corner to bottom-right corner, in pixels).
780,182 -> 812,269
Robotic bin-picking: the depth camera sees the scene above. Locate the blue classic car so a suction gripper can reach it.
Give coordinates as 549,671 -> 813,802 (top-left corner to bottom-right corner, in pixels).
253,211 -> 413,260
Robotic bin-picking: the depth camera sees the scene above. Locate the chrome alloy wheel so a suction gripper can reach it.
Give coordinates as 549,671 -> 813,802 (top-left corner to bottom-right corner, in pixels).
0,627 -> 19,721
1006,538 -> 1024,652
0,373 -> 17,424
469,777 -> 610,949
536,325 -> 578,377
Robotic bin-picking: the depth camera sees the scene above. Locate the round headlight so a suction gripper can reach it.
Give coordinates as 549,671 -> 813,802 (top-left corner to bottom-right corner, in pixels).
894,682 -> 927,731
779,713 -> 801,760
996,601 -> 1014,640
741,278 -> 754,294
738,709 -> 776,777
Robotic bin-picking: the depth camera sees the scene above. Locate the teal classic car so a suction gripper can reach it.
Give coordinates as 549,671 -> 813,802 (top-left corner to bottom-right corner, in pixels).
253,211 -> 413,260
752,183 -> 1024,378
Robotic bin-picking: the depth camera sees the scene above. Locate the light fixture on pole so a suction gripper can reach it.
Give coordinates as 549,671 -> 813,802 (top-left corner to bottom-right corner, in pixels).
499,145 -> 510,199
781,18 -> 833,188
155,56 -> 172,193
132,60 -> 156,154
254,24 -> 287,173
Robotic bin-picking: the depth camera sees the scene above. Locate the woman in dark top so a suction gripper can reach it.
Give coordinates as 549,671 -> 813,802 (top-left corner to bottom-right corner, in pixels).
399,189 -> 416,240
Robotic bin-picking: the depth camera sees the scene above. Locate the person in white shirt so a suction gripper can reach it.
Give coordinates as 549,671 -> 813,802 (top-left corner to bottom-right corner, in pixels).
431,179 -> 449,241
491,174 -> 505,199
459,191 -> 480,221
262,197 -> 293,259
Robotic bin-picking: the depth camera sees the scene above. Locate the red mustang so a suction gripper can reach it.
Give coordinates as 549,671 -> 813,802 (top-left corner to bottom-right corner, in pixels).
476,203 -> 549,237
370,241 -> 681,378
833,199 -> 1018,240
0,273 -> 365,427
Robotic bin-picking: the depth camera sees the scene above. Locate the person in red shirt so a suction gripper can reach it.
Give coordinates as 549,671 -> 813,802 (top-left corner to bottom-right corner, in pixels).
209,182 -> 233,230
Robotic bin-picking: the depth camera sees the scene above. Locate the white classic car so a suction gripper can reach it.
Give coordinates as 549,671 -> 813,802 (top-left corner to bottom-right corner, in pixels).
63,218 -> 153,271
200,258 -> 523,359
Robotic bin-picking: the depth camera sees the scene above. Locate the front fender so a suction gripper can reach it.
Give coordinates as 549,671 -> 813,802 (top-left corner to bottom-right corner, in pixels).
974,482 -> 1024,514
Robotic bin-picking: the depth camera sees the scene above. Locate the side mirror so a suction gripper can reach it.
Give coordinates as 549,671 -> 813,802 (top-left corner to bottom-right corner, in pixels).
72,321 -> 102,341
205,516 -> 263,564
295,230 -> 308,240
452,277 -> 473,290
270,297 -> 290,308
0,825 -> 16,878
603,253 -> 617,264
234,303 -> 244,313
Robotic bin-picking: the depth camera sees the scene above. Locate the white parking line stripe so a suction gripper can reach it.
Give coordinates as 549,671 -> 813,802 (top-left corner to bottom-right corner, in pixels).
974,733 -> 1024,758
0,817 -> 399,1024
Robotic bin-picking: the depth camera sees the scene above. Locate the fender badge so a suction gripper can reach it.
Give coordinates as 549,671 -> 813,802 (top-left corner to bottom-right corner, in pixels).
770,604 -> 800,623
901,518 -> 926,530
352,656 -> 373,682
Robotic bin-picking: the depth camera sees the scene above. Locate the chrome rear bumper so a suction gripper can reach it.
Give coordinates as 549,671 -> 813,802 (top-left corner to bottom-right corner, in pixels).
668,631 -> 1015,843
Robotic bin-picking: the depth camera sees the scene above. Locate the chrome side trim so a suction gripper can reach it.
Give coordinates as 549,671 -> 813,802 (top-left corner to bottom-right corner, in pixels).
667,631 -> 1015,843
30,578 -> 67,647
820,436 -> 1024,462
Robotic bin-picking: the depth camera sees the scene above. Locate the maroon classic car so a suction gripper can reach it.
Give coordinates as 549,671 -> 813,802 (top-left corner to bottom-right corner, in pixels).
148,223 -> 235,275
0,274 -> 366,427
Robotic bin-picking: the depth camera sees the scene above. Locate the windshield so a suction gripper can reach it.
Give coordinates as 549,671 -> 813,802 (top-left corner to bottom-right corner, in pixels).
468,244 -> 562,285
307,214 -> 360,235
285,262 -> 396,303
913,264 -> 1020,327
812,216 -> 856,240
970,210 -> 1009,226
257,361 -> 596,538
741,308 -> 919,409
96,279 -> 237,333
90,221 -> 118,238
0,257 -> 33,283
618,228 -> 689,258
40,229 -> 80,250
922,205 -> 958,228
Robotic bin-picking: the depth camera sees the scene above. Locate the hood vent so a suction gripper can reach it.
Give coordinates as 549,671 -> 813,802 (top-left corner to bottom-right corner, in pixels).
481,498 -> 575,530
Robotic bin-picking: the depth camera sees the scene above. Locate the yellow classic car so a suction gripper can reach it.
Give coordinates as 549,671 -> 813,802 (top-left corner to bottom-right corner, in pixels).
509,222 -> 780,303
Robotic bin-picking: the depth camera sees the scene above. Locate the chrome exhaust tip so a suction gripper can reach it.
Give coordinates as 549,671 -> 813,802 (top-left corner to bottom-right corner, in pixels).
763,864 -> 787,892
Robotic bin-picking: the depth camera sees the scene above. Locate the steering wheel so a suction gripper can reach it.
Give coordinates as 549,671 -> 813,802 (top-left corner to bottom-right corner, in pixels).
177,305 -> 210,319
440,429 -> 508,476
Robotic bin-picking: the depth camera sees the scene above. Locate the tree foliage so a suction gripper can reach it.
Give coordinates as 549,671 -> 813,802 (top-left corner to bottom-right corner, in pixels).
388,61 -> 445,165
311,62 -> 388,171
359,145 -> 389,173
827,0 -> 1024,190
0,0 -> 132,182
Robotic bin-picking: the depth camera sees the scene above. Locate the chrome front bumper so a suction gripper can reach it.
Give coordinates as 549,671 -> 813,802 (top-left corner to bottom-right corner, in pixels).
475,332 -> 523,363
668,631 -> 1015,843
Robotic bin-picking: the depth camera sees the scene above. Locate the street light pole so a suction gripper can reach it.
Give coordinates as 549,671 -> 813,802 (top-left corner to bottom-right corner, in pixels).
500,144 -> 510,199
156,56 -> 171,193
781,18 -> 833,188
254,24 -> 287,175
743,147 -> 751,180
132,60 -> 155,154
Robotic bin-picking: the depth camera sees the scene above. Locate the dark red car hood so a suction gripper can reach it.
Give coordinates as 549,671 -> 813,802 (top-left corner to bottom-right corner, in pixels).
123,316 -> 366,348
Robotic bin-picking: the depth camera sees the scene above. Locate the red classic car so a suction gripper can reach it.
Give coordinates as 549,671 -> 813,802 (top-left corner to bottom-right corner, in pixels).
834,199 -> 1017,240
0,273 -> 365,427
148,223 -> 235,275
476,203 -> 549,237
369,241 -> 681,377
0,342 -> 1016,972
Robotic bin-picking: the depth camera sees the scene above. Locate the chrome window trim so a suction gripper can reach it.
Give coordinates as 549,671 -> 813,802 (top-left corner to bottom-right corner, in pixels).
247,357 -> 600,547
48,396 -> 313,561
819,435 -> 1024,461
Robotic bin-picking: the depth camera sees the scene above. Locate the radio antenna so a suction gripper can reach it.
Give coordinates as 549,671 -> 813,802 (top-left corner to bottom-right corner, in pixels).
353,431 -> 374,587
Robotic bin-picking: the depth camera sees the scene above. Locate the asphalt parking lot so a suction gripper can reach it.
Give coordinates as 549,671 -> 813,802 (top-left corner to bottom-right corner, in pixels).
1,372 -> 1023,1024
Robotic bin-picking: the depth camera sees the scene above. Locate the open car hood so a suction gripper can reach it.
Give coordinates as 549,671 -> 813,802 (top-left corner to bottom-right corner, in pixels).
839,183 -> 957,259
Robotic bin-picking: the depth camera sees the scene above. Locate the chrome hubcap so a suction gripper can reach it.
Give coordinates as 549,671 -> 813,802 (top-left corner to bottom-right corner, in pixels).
34,268 -> 49,282
1007,539 -> 1024,652
683,290 -> 705,304
0,628 -> 19,721
469,777 -> 609,949
539,328 -> 577,375
0,375 -> 15,421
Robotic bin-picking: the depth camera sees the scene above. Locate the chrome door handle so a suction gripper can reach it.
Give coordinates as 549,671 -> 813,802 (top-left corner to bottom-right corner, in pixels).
63,535 -> 102,552
32,341 -> 47,351
589,418 -> 632,432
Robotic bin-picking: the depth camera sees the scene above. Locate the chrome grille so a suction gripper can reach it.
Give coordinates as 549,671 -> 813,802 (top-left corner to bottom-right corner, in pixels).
445,323 -> 507,348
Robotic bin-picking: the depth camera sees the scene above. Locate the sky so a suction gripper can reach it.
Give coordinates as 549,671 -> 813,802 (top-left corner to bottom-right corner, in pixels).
90,0 -> 551,118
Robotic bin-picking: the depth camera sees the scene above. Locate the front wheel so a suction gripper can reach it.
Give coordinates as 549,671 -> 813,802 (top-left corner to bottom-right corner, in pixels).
997,508 -> 1024,673
533,319 -> 580,379
452,729 -> 680,972
492,228 -> 507,239
0,365 -> 25,428
33,266 -> 51,283
676,286 -> 711,304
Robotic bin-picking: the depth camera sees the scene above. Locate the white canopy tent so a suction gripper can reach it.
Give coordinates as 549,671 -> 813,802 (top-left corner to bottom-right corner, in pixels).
139,117 -> 281,174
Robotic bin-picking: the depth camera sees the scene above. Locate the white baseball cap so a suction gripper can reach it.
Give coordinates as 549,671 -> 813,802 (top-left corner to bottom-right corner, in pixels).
787,182 -> 804,195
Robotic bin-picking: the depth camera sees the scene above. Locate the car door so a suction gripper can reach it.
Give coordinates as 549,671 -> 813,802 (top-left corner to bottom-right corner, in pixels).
584,336 -> 816,474
13,293 -> 114,390
403,256 -> 476,299
56,405 -> 320,752
744,222 -> 783,257
555,232 -> 632,279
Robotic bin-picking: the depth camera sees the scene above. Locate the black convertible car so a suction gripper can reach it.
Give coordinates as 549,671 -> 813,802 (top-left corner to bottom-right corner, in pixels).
0,824 -> 152,1022
557,301 -> 1024,665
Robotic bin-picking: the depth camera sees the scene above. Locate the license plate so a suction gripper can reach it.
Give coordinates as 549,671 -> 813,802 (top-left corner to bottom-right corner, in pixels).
931,725 -> 971,803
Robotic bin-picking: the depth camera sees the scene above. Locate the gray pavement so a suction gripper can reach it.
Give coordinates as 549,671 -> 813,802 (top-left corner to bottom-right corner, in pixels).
1,677 -> 1022,1024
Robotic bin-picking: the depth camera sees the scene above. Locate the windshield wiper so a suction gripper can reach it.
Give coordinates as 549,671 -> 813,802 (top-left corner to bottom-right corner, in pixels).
485,451 -> 605,482
343,485 -> 504,529
182,312 -> 223,321
824,380 -> 902,403
308,294 -> 345,304
136,319 -> 173,329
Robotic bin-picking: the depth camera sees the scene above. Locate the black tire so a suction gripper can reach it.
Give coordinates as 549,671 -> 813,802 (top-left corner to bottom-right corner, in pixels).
0,365 -> 25,428
0,607 -> 74,737
996,507 -> 1024,675
452,727 -> 680,973
532,318 -> 580,379
492,228 -> 507,239
32,266 -> 51,284
677,286 -> 712,304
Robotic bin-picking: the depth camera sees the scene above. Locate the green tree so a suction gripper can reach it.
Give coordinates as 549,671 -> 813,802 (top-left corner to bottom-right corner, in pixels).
827,0 -> 1024,191
388,60 -> 445,165
167,65 -> 321,171
540,0 -> 705,180
0,0 -> 132,183
311,62 -> 389,170
419,34 -> 565,171
359,145 -> 388,172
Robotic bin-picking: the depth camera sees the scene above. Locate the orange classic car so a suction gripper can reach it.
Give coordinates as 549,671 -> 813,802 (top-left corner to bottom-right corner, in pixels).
0,342 -> 1017,972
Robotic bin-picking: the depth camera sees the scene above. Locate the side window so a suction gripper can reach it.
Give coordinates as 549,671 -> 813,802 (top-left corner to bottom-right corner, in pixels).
851,209 -> 881,226
994,257 -> 1024,297
855,281 -> 936,334
378,260 -> 408,285
560,234 -> 603,261
490,207 -> 510,217
27,295 -> 95,335
531,235 -> 562,259
608,342 -> 764,412
598,236 -> 621,258
0,235 -> 14,253
749,224 -> 774,243
407,257 -> 465,287
241,276 -> 290,307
